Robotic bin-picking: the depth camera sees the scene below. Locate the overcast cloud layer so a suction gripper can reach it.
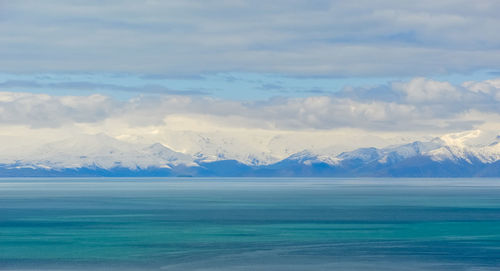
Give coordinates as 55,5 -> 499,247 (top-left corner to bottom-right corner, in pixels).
2,0 -> 500,76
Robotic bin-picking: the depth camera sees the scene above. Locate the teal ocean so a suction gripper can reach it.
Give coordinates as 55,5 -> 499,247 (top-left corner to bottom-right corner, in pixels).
1,178 -> 500,270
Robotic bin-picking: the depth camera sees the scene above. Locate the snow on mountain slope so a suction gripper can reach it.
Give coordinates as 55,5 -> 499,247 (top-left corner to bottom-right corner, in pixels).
472,137 -> 500,163
424,131 -> 500,163
378,140 -> 443,163
3,134 -> 196,170
132,130 -> 282,166
3,129 -> 500,173
188,134 -> 278,166
285,130 -> 500,166
113,126 -> 398,166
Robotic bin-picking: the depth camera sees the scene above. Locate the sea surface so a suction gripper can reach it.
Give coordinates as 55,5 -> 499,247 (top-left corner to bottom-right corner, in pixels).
1,178 -> 500,270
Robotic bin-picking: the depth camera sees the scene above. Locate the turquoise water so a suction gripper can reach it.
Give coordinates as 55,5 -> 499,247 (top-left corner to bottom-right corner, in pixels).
1,178 -> 500,270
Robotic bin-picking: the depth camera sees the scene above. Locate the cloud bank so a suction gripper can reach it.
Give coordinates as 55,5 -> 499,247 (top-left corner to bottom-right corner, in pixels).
1,77 -> 499,132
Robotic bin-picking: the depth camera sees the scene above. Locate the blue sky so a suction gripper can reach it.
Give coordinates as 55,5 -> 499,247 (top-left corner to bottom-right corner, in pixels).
0,70 -> 499,101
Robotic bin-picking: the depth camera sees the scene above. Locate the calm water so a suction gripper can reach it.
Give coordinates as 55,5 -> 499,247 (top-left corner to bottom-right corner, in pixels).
1,178 -> 500,270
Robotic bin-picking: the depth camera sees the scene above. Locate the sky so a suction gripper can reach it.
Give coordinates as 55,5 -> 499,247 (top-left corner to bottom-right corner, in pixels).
2,0 -> 500,158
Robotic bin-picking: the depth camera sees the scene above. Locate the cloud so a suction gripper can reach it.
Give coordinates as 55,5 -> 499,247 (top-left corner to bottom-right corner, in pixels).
0,92 -> 118,128
462,79 -> 500,98
2,1 -> 500,76
1,77 -> 499,132
393,78 -> 460,103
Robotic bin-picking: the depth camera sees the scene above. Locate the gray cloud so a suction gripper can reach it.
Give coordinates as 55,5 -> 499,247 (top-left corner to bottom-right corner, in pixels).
1,1 -> 500,77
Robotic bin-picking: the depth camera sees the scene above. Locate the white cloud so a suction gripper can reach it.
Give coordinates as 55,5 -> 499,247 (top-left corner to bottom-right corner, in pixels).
394,78 -> 460,103
462,79 -> 500,100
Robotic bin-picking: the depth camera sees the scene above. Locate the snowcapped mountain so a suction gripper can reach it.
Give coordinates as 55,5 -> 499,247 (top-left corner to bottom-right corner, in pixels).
120,129 -> 392,166
123,130 -> 282,166
284,130 -> 500,166
1,134 -> 196,170
2,130 -> 500,177
277,130 -> 500,176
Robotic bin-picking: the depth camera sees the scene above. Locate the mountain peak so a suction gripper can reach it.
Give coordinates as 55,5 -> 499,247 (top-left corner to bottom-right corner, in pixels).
4,130 -> 500,177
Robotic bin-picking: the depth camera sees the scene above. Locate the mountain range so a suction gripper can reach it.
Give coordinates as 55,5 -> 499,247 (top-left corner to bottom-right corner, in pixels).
2,131 -> 500,177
